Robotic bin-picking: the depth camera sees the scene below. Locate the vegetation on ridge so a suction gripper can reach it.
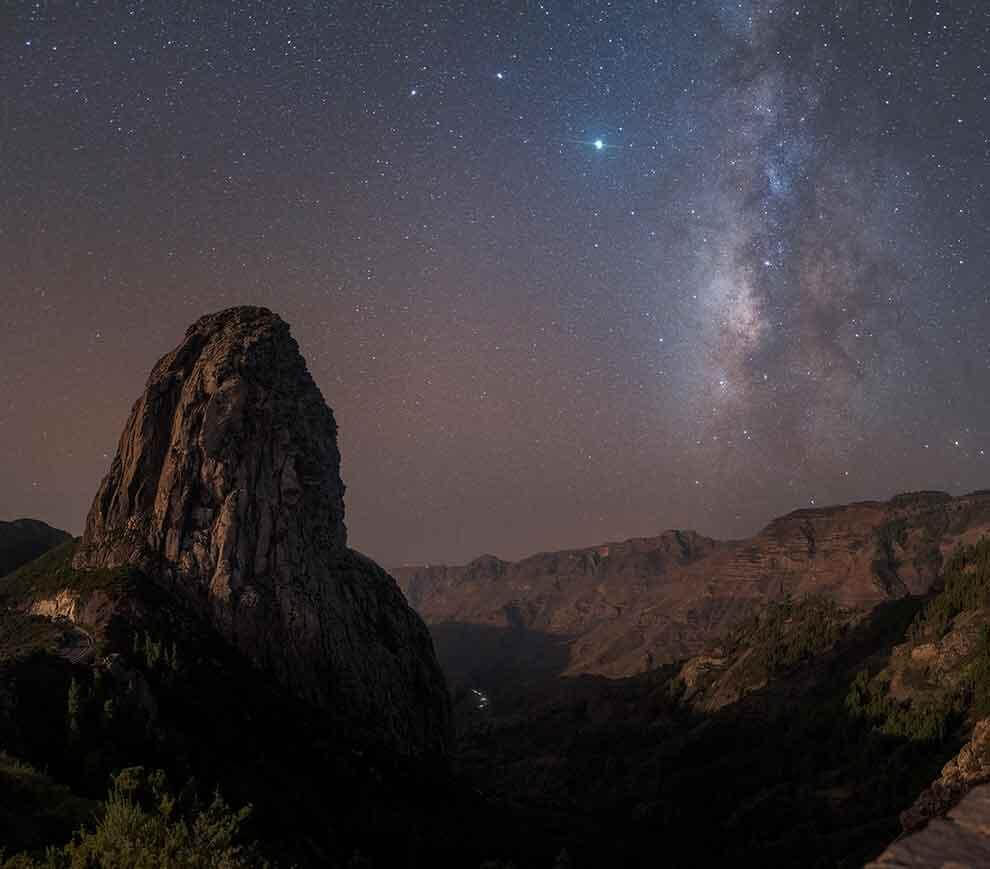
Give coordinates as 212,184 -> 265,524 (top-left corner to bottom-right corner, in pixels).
452,538 -> 990,867
0,546 -> 490,868
5,532 -> 990,865
0,541 -> 137,607
1,766 -> 259,869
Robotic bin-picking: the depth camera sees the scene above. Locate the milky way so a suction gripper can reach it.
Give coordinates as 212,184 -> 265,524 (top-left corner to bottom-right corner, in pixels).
1,1 -> 987,564
688,3 -> 916,472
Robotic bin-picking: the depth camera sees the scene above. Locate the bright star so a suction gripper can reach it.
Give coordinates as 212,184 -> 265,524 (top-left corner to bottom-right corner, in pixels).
496,72 -> 504,80
594,139 -> 604,150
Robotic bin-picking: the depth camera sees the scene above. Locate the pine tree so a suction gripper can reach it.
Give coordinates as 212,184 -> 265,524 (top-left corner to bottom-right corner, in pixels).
67,677 -> 83,742
144,632 -> 162,670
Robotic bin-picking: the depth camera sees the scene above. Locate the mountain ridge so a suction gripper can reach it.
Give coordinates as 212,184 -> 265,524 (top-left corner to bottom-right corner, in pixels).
0,518 -> 72,579
394,488 -> 990,681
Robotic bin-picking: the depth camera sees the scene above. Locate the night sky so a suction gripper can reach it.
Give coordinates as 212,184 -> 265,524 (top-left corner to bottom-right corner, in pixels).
2,1 -> 988,567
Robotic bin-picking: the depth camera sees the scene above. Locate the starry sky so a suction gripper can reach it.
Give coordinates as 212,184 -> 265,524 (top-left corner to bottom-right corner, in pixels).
2,1 -> 988,567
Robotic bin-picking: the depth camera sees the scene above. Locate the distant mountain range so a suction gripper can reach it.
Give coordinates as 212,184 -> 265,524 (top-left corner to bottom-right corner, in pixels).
394,490 -> 990,683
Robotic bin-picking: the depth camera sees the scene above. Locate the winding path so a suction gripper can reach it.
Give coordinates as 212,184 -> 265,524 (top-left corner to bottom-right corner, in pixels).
57,622 -> 95,664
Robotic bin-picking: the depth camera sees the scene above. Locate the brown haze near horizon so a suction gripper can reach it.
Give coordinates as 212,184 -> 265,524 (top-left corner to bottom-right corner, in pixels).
3,3 -> 987,566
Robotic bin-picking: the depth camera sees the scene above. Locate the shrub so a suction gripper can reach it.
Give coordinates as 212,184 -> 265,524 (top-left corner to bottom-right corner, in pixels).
3,768 -> 263,868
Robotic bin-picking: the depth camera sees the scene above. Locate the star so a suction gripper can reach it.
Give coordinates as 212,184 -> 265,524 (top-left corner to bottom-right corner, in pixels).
1,0 -> 985,574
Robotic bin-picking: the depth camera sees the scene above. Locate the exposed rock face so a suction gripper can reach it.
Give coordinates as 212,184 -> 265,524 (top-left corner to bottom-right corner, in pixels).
867,783 -> 990,867
75,306 -> 346,569
74,306 -> 449,755
901,718 -> 990,834
0,519 -> 71,578
395,491 -> 990,679
399,531 -> 719,636
395,530 -> 722,678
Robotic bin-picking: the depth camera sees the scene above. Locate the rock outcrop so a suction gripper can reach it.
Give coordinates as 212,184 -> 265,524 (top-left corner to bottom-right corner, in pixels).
0,519 -> 71,578
867,783 -> 990,867
900,718 -> 990,834
396,491 -> 990,679
73,306 -> 449,755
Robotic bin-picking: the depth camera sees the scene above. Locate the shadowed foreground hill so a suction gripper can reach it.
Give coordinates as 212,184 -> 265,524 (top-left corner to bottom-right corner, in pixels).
0,518 -> 70,578
0,540 -> 488,866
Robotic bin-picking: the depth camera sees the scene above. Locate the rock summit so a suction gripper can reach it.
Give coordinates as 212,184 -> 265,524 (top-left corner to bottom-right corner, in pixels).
74,306 -> 449,754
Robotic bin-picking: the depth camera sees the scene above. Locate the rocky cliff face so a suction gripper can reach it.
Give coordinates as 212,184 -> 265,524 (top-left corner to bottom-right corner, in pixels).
868,782 -> 990,867
396,490 -> 990,679
0,519 -> 71,578
73,306 -> 449,755
398,530 -> 720,636
900,718 -> 990,835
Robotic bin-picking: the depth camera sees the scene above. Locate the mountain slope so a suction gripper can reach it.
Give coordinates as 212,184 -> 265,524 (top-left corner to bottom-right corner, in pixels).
0,518 -> 71,578
0,540 -> 480,866
395,490 -> 990,680
447,538 -> 990,867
